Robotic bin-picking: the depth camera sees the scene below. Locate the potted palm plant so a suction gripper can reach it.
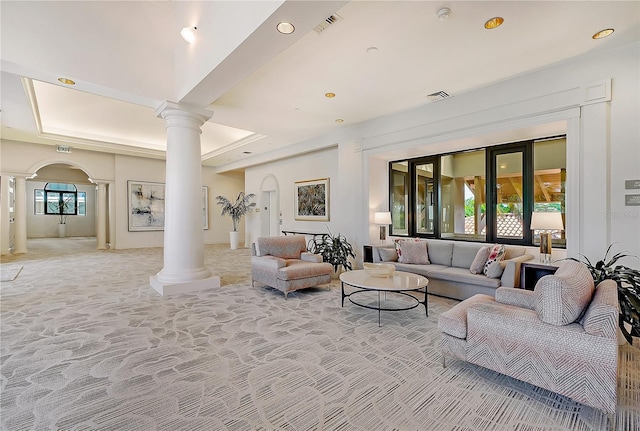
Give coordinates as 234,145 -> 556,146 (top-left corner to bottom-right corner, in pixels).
568,244 -> 640,345
50,195 -> 74,238
307,227 -> 356,276
215,192 -> 256,249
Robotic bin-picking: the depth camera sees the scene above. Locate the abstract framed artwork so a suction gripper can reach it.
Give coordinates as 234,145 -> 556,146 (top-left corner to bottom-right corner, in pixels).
295,178 -> 329,221
128,181 -> 209,231
128,181 -> 165,231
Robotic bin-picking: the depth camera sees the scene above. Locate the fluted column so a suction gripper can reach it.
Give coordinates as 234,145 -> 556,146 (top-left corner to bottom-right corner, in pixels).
96,182 -> 107,250
150,101 -> 220,295
14,176 -> 27,254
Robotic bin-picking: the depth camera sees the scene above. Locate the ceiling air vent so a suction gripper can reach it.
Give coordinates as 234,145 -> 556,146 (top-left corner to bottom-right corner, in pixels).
427,91 -> 451,102
313,13 -> 343,33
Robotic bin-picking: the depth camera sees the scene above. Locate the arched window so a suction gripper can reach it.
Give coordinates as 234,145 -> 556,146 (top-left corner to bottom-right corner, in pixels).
44,183 -> 77,217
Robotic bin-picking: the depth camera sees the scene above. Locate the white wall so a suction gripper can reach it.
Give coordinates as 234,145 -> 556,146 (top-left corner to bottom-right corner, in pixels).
0,140 -> 245,250
243,42 -> 640,266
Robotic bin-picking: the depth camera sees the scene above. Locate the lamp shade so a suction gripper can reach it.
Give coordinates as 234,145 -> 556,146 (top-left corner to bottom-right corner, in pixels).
374,211 -> 392,225
530,212 -> 564,230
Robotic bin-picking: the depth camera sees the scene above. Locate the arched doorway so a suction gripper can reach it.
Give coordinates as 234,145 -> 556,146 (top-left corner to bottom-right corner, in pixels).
259,174 -> 280,237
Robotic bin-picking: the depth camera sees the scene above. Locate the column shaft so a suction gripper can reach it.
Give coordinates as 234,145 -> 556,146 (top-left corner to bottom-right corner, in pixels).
96,183 -> 107,250
14,176 -> 28,254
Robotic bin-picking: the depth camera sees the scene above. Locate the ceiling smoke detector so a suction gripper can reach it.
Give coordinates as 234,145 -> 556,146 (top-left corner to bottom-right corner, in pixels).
437,7 -> 451,21
314,13 -> 343,33
427,91 -> 451,101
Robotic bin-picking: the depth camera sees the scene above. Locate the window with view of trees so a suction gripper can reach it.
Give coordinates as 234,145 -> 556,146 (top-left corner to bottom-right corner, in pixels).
389,136 -> 566,247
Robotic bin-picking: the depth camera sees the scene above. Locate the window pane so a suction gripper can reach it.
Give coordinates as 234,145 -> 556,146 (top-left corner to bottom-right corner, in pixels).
62,192 -> 76,215
496,152 -> 523,239
45,182 -> 76,192
415,163 -> 434,234
533,138 -> 566,247
46,191 -> 61,214
440,150 -> 486,240
78,191 -> 86,216
34,189 -> 45,215
391,162 -> 408,235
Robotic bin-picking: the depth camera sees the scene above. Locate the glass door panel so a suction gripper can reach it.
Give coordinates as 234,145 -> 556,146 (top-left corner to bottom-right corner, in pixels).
415,162 -> 434,234
391,162 -> 409,235
495,152 -> 523,240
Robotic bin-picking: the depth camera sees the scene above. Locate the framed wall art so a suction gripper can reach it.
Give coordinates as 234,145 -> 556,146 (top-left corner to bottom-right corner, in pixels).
128,181 -> 165,231
128,181 -> 209,231
295,178 -> 329,221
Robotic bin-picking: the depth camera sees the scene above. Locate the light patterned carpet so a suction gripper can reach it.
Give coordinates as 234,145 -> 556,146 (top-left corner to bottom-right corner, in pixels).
1,238 -> 638,430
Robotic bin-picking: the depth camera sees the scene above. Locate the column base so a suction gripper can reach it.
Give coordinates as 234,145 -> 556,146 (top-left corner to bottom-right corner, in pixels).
150,275 -> 221,296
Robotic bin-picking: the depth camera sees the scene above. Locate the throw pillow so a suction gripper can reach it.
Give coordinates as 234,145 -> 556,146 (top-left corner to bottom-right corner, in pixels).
483,244 -> 505,276
485,260 -> 504,278
379,248 -> 398,262
535,260 -> 595,326
394,238 -> 419,263
399,240 -> 430,264
469,246 -> 490,274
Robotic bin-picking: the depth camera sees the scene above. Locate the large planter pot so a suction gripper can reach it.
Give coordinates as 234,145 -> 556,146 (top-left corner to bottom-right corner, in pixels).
229,231 -> 240,250
58,224 -> 66,238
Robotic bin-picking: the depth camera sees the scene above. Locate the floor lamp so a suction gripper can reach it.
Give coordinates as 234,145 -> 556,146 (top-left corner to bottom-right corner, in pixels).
530,212 -> 564,264
374,212 -> 392,244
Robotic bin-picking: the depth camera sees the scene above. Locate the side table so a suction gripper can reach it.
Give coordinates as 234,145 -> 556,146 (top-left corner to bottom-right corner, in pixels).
520,262 -> 558,290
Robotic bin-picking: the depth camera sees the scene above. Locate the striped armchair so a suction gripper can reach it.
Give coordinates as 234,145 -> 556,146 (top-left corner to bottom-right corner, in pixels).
438,260 -> 619,419
251,236 -> 333,299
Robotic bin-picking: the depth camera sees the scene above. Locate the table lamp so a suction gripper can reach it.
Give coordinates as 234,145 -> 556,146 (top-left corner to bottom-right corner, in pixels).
374,211 -> 392,243
530,212 -> 564,264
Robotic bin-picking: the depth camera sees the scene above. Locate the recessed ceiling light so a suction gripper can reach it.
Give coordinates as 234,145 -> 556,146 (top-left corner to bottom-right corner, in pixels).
276,22 -> 295,34
325,92 -> 336,98
180,26 -> 197,43
57,78 -> 75,85
484,17 -> 504,30
294,107 -> 300,111
335,119 -> 344,124
592,28 -> 614,39
437,7 -> 451,21
366,46 -> 379,54
243,151 -> 252,154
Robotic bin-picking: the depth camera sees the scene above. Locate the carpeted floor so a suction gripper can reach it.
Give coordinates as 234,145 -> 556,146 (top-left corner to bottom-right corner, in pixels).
1,238 -> 638,430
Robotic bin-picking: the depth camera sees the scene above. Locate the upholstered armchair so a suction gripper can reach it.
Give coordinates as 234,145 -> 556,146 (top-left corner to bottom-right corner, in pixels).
438,260 -> 619,418
251,235 -> 333,299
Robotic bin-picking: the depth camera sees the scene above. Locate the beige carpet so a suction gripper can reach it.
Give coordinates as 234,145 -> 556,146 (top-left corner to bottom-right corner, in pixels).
1,238 -> 638,430
0,264 -> 22,282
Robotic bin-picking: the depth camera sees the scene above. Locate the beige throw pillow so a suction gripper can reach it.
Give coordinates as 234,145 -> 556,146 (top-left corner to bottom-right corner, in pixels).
399,241 -> 429,264
379,248 -> 398,262
470,246 -> 490,274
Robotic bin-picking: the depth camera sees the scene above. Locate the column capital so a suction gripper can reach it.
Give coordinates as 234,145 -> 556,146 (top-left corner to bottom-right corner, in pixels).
155,101 -> 213,126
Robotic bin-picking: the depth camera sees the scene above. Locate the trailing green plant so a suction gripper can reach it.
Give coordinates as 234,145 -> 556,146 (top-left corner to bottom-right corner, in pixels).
567,243 -> 640,345
215,192 -> 256,232
307,227 -> 356,273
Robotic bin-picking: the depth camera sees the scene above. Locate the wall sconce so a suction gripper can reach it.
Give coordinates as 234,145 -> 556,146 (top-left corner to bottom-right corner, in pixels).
531,212 -> 564,264
374,211 -> 392,243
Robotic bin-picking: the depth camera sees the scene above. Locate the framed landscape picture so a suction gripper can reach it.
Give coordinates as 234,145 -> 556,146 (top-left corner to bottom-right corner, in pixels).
295,178 -> 329,221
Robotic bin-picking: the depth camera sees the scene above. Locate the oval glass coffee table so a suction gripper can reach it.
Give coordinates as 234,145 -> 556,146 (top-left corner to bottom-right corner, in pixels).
339,270 -> 429,326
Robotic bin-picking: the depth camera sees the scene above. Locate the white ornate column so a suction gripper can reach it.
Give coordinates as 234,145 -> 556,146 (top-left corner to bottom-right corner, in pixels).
96,182 -> 108,250
150,101 -> 220,295
14,175 -> 28,254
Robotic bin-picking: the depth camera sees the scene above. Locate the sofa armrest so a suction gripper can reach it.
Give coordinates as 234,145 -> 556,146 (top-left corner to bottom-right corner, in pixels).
251,255 -> 286,271
495,287 -> 536,310
582,279 -> 619,338
500,253 -> 534,287
300,252 -> 323,263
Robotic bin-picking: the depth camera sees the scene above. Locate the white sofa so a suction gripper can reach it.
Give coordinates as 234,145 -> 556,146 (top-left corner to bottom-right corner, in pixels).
371,239 -> 533,301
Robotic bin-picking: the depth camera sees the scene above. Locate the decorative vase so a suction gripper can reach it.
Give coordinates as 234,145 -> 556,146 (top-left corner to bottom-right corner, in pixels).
58,224 -> 66,238
229,231 -> 240,250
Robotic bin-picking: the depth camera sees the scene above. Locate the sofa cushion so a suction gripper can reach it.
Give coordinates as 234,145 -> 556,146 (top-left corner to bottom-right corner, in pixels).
256,236 -> 306,259
399,240 -> 429,264
483,244 -> 505,276
485,261 -> 505,279
469,246 -> 490,274
438,294 -> 495,339
379,248 -> 398,262
427,241 -> 453,266
534,260 -> 595,326
452,243 -> 484,269
429,267 -> 501,288
278,261 -> 333,281
504,246 -> 526,260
